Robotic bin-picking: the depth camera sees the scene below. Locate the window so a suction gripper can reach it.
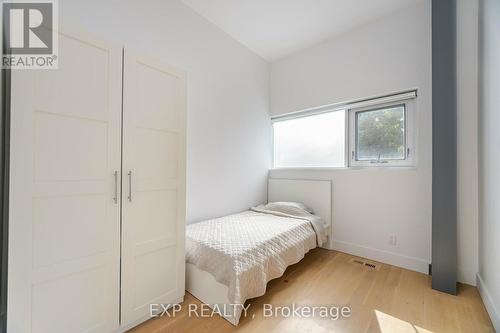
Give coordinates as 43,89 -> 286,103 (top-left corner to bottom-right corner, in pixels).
349,101 -> 414,166
273,110 -> 346,168
356,105 -> 406,161
272,91 -> 416,169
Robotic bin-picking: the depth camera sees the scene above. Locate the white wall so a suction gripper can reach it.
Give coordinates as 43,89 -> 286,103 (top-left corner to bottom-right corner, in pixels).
269,1 -> 432,273
60,0 -> 271,223
457,0 -> 479,286
477,0 -> 500,330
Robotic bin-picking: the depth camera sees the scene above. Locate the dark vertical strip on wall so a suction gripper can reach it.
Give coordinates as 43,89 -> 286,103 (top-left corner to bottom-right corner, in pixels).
432,0 -> 457,295
0,13 -> 10,331
0,67 -> 9,333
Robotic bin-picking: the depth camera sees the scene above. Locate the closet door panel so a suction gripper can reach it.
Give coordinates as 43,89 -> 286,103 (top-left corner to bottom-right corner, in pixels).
121,51 -> 186,327
8,29 -> 122,333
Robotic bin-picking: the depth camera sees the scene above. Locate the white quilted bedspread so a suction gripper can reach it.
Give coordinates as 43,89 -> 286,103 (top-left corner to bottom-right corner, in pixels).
185,210 -> 326,323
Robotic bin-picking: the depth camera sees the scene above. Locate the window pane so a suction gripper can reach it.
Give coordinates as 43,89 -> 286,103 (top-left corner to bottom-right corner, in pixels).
273,110 -> 345,168
356,105 -> 405,161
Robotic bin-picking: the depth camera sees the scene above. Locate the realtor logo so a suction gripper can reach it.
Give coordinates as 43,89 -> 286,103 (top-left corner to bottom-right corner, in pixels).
2,0 -> 58,69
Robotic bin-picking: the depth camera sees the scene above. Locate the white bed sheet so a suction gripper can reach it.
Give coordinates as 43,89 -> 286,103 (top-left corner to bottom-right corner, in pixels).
185,210 -> 325,324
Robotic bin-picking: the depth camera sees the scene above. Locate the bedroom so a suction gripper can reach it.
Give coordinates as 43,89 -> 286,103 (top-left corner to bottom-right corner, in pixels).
0,0 -> 498,332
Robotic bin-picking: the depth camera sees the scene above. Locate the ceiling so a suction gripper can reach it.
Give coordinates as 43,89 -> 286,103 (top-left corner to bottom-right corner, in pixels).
182,0 -> 421,62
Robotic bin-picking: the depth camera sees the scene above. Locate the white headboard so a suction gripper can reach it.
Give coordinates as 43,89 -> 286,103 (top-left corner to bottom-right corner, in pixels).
267,178 -> 332,229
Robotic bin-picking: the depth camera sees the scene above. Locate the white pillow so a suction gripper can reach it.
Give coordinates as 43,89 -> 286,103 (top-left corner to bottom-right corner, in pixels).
262,201 -> 314,215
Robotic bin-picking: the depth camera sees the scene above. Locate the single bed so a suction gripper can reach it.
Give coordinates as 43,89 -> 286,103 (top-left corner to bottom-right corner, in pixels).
185,179 -> 333,325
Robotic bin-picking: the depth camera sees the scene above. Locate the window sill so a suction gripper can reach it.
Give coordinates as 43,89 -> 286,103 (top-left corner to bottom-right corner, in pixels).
271,167 -> 349,171
270,165 -> 417,172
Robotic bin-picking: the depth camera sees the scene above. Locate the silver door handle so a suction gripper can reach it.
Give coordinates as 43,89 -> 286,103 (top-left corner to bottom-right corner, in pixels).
113,171 -> 118,204
127,171 -> 132,202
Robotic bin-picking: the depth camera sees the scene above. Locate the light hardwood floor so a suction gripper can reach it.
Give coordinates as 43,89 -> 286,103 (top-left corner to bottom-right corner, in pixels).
128,249 -> 495,333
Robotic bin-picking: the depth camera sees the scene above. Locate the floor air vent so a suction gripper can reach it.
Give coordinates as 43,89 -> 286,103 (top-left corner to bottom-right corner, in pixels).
349,258 -> 380,270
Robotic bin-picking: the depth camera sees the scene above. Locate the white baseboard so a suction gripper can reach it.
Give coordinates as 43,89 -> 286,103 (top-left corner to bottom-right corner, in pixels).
477,273 -> 500,332
331,239 -> 429,274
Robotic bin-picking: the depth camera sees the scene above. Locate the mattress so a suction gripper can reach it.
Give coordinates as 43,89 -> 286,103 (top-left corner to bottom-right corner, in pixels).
185,209 -> 326,323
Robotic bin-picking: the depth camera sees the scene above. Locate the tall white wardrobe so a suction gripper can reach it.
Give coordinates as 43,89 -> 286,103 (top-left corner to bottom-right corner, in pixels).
8,28 -> 186,333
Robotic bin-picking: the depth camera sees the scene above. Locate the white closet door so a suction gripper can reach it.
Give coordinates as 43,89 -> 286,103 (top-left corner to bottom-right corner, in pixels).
8,29 -> 122,333
121,50 -> 186,326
